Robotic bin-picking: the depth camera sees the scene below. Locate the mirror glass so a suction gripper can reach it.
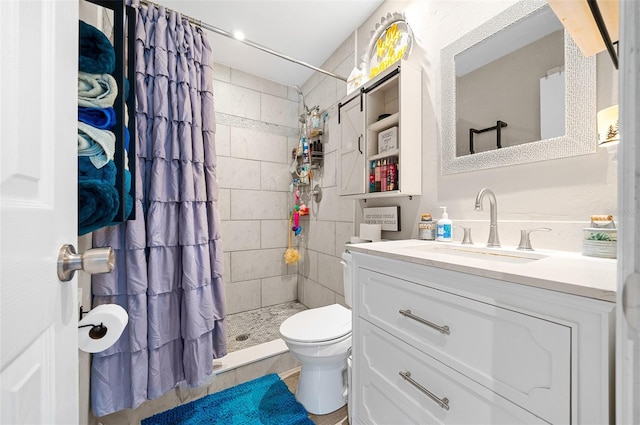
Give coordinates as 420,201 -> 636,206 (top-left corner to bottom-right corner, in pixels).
440,0 -> 596,174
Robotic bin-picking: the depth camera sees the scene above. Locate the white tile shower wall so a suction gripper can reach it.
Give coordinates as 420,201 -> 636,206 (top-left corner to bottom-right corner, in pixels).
299,249 -> 319,283
293,34 -> 357,310
301,277 -> 338,309
321,150 -> 337,187
226,279 -> 262,313
214,81 -> 261,120
335,222 -> 355,257
220,221 -> 261,252
215,63 -> 300,315
260,220 -> 289,249
261,94 -> 300,128
218,157 -> 261,190
262,275 -> 298,307
231,249 -> 295,282
214,37 -> 355,313
231,68 -> 288,99
218,188 -> 231,221
261,162 -> 291,192
230,127 -> 289,163
318,252 -> 347,296
230,190 -> 288,220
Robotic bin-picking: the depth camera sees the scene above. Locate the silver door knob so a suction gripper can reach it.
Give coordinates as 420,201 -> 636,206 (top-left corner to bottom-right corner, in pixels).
57,244 -> 115,282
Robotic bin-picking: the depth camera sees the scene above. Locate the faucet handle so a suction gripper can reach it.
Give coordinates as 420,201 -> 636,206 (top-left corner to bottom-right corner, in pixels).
517,228 -> 551,251
454,225 -> 474,245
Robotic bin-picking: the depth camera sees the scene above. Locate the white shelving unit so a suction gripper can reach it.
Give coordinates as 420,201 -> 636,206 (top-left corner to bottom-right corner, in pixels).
338,60 -> 422,198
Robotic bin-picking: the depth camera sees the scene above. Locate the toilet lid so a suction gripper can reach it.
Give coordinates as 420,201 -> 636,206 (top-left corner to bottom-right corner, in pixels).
280,304 -> 352,343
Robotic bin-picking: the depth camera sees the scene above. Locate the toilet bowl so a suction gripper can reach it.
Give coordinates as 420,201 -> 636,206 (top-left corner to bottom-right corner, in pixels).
279,251 -> 353,415
280,303 -> 351,414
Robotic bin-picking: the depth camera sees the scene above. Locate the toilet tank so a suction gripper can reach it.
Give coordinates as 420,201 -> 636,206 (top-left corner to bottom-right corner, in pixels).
341,251 -> 353,307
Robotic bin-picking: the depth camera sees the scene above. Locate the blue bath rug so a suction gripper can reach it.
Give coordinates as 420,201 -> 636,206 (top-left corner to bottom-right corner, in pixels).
142,373 -> 314,425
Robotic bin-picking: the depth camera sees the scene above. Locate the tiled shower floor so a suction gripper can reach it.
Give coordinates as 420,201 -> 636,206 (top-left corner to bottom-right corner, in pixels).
225,301 -> 308,352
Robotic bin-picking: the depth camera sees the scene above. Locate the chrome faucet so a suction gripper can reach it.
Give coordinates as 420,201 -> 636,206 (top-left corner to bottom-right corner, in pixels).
475,188 -> 501,248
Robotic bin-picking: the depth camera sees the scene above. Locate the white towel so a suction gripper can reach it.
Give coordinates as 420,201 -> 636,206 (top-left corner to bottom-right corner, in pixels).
78,121 -> 115,169
78,72 -> 118,108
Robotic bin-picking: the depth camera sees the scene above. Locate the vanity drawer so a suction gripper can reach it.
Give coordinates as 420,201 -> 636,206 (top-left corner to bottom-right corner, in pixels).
358,267 -> 570,424
355,319 -> 545,424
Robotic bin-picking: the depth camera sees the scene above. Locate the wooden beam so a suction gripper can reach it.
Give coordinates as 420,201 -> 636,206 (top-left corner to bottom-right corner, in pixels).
548,0 -> 619,57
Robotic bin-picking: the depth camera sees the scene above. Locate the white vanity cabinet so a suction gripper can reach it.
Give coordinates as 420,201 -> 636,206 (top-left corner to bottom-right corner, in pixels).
350,251 -> 615,424
338,60 -> 422,198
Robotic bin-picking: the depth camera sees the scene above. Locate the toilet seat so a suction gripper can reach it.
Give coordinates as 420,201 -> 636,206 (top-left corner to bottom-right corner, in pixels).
280,304 -> 351,343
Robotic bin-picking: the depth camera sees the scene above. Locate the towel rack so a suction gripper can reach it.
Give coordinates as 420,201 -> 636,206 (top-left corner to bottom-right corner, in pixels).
469,120 -> 507,154
84,0 -> 136,222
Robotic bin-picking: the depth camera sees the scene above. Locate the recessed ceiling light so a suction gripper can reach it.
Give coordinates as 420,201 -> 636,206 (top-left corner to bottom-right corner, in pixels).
233,30 -> 245,41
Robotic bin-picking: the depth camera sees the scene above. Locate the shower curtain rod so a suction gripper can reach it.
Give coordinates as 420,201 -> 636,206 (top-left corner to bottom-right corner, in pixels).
138,0 -> 348,82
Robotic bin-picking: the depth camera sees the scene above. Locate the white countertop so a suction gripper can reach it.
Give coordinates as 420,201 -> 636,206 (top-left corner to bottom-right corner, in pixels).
346,239 -> 617,303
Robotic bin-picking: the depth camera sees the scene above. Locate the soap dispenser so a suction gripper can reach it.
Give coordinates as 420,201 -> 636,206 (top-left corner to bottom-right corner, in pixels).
437,206 -> 453,242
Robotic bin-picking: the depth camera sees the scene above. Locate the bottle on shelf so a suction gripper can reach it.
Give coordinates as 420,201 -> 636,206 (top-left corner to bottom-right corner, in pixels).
387,156 -> 397,191
302,138 -> 310,163
381,158 -> 387,191
311,107 -> 321,134
369,160 -> 376,193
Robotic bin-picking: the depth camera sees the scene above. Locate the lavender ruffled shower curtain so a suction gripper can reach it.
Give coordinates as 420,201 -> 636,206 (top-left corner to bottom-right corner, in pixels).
90,2 -> 226,416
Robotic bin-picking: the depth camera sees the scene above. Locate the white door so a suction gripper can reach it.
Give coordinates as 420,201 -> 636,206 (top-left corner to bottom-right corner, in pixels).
339,93 -> 366,196
618,1 -> 640,422
0,1 -> 79,423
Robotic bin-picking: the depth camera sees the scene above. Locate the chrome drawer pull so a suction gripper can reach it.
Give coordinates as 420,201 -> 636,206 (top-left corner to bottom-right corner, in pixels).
399,309 -> 450,335
399,371 -> 450,411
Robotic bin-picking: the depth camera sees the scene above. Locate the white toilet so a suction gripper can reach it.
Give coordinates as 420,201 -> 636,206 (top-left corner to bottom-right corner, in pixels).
279,251 -> 353,415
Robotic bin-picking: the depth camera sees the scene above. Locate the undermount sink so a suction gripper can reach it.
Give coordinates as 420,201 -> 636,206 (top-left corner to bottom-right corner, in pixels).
405,244 -> 549,264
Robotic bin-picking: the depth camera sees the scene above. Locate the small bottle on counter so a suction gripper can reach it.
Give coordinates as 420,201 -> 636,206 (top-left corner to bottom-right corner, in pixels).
437,207 -> 453,242
418,213 -> 436,240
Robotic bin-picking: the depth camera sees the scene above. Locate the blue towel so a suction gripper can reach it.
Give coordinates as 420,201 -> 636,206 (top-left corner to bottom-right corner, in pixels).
112,169 -> 134,222
78,179 -> 120,236
78,107 -> 116,130
124,78 -> 130,101
79,21 -> 115,74
78,159 -> 133,234
125,127 -> 130,152
78,157 -> 116,184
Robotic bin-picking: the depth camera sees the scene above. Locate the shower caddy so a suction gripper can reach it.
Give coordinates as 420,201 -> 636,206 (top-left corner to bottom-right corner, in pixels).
284,103 -> 325,265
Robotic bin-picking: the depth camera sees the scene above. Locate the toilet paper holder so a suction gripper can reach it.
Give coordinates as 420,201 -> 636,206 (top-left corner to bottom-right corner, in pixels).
77,304 -> 129,352
78,307 -> 108,340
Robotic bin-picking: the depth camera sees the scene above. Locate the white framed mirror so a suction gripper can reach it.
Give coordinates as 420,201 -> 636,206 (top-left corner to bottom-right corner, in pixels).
440,0 -> 596,175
